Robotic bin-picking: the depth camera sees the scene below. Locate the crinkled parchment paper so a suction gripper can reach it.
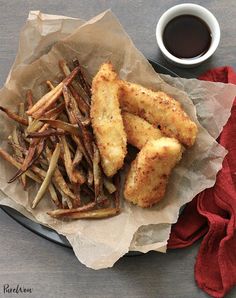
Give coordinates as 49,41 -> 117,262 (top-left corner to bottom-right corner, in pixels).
1,10 -> 236,269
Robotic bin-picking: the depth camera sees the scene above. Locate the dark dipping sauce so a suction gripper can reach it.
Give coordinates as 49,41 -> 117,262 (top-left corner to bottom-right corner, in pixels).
163,15 -> 212,59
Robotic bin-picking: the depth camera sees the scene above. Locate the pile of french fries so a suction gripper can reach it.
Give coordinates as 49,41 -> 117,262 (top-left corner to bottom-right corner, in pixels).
0,59 -> 120,220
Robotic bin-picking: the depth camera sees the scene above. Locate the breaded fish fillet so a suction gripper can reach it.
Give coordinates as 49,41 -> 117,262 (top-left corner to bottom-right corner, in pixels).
122,111 -> 163,149
119,81 -> 198,147
91,63 -> 127,177
124,137 -> 182,207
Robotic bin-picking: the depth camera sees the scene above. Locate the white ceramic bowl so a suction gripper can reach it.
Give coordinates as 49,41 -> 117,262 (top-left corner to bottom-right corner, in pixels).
156,3 -> 221,68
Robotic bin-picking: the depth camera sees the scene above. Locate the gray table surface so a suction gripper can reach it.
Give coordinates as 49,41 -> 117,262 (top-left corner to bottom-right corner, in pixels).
0,1 -> 235,297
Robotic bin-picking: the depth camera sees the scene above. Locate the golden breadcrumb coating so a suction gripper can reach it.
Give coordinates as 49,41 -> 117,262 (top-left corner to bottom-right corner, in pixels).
91,63 -> 127,177
124,137 -> 183,207
119,81 -> 198,147
122,111 -> 163,149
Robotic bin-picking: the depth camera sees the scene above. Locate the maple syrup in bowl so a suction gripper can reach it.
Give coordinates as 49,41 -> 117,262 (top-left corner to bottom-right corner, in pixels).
156,4 -> 220,68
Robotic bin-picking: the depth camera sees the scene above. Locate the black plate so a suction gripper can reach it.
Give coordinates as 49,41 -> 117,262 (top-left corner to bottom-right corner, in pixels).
0,60 -> 178,249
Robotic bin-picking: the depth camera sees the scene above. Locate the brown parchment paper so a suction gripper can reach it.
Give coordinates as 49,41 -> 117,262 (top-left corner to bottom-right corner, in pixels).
1,10 -> 236,269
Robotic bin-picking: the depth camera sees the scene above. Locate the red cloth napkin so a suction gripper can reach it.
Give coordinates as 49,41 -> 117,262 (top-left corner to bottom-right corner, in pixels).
168,66 -> 236,298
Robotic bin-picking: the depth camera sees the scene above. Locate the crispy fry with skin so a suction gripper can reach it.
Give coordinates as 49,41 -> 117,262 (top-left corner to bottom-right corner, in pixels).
122,112 -> 163,149
69,85 -> 90,115
71,183 -> 81,207
63,84 -> 81,124
47,201 -> 96,218
46,80 -> 55,90
78,120 -> 93,160
0,106 -> 28,126
91,62 -> 127,177
103,177 -> 116,194
72,135 -> 92,167
63,85 -> 90,128
114,175 -> 120,211
72,58 -> 91,98
12,129 -> 27,188
27,129 -> 66,138
40,119 -> 80,136
61,136 -> 86,185
0,148 -> 41,183
87,169 -> 93,186
27,82 -> 63,116
45,146 -> 76,202
32,143 -> 61,208
8,143 -> 36,183
8,136 -> 28,156
59,59 -> 90,105
119,81 -> 198,147
16,155 -> 60,207
48,184 -> 61,207
26,90 -> 33,109
26,119 -> 44,134
8,138 -> 45,183
124,137 -> 183,207
44,102 -> 65,119
72,147 -> 83,169
27,66 -> 79,118
18,103 -> 25,119
49,207 -> 118,219
93,144 -> 102,200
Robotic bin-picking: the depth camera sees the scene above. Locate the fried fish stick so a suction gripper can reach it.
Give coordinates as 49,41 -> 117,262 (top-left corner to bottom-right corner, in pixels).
91,63 -> 127,177
119,81 -> 198,147
122,112 -> 163,149
124,137 -> 182,207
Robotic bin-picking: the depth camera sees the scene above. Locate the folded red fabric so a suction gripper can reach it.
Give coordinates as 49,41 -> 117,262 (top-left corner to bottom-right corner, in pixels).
168,66 -> 236,298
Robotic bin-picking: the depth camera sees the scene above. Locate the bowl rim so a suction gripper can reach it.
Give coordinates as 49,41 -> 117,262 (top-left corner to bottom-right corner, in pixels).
156,3 -> 221,66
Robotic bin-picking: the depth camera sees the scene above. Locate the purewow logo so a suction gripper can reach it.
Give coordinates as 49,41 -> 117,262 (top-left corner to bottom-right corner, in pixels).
3,284 -> 33,294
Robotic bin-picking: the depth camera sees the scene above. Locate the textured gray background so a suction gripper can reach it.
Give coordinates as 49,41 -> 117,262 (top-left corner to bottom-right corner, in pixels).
0,1 -> 235,297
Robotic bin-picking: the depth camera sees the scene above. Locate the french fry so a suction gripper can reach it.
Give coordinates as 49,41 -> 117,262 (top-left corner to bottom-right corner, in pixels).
26,103 -> 65,136
72,147 -> 83,168
11,128 -> 27,189
18,102 -> 25,119
29,83 -> 63,119
0,106 -> 28,126
8,143 -> 37,183
44,102 -> 65,119
87,169 -> 93,186
46,80 -> 55,90
8,136 -> 28,156
103,177 -> 116,194
27,66 -> 79,117
59,59 -> 91,105
63,84 -> 81,124
61,135 -> 86,185
71,183 -> 81,207
27,82 -> 62,115
32,143 -> 61,208
0,148 -> 41,183
47,201 -> 96,218
93,143 -> 102,200
77,120 -> 94,160
114,175 -> 120,211
26,90 -> 34,109
26,119 -> 44,134
72,58 -> 91,98
69,85 -> 90,116
40,119 -> 80,136
45,146 -> 76,202
48,184 -> 61,207
72,135 -> 92,167
49,207 -> 118,219
27,129 -> 65,138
